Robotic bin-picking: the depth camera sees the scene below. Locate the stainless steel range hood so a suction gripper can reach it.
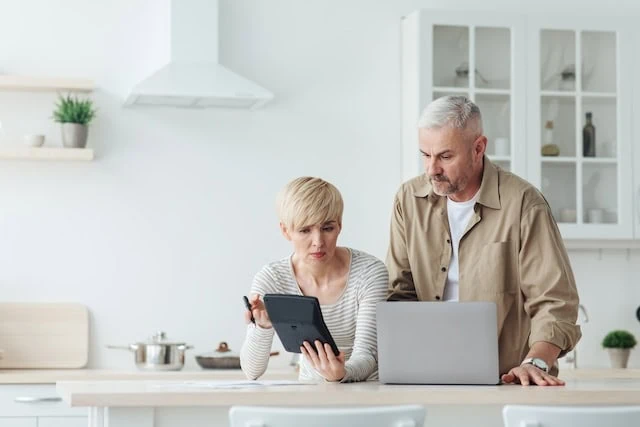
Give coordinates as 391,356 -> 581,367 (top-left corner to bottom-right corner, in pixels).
124,0 -> 273,109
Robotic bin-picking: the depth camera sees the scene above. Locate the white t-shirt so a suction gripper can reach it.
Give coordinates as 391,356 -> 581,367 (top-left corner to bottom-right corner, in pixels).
444,190 -> 481,301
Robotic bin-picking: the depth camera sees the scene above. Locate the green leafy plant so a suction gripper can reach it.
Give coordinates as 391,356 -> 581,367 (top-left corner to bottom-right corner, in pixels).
602,330 -> 637,349
52,94 -> 96,125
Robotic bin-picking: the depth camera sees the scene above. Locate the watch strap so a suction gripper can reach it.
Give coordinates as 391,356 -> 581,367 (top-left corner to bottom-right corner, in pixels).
521,357 -> 549,372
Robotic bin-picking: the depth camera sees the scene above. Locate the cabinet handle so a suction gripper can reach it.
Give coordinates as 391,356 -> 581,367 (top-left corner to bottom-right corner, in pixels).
14,396 -> 62,403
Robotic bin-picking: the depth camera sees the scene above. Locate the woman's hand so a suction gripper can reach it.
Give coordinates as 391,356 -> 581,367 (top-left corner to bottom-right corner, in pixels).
244,294 -> 272,329
301,340 -> 346,382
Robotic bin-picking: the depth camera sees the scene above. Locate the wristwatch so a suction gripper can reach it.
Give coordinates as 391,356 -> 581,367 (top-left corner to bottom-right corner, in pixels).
521,357 -> 549,373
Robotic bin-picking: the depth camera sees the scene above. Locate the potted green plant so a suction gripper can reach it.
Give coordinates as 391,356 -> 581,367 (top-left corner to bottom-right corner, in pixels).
52,94 -> 96,148
602,330 -> 636,368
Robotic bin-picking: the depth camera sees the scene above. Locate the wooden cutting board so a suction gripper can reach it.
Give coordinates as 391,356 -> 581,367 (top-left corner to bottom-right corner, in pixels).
0,302 -> 89,368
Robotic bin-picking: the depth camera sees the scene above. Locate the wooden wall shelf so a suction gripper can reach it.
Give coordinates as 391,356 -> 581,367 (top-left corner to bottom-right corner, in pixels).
0,146 -> 94,161
0,76 -> 94,92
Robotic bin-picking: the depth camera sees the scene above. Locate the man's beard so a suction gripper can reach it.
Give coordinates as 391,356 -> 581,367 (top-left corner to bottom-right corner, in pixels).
430,175 -> 464,196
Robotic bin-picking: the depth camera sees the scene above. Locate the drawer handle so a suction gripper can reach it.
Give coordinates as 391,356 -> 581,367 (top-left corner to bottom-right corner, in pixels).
15,396 -> 62,403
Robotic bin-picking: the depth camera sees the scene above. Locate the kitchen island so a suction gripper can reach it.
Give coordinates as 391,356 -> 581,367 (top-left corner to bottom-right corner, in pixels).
55,369 -> 640,427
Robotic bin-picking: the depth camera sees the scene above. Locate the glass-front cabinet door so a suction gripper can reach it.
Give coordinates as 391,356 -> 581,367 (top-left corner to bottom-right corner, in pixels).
401,11 -> 526,182
634,31 -> 640,239
527,17 -> 633,239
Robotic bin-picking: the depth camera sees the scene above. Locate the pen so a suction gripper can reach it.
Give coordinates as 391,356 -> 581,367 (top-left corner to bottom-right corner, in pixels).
243,295 -> 255,324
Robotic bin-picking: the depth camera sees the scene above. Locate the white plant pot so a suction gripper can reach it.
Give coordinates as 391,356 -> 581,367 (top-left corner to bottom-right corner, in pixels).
607,348 -> 631,369
61,123 -> 89,148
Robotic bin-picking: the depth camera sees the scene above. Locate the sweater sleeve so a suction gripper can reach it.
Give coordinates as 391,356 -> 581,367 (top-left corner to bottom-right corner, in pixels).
239,265 -> 278,380
341,258 -> 389,382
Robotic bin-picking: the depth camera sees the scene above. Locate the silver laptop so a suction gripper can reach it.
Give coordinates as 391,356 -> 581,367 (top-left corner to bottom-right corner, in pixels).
376,301 -> 499,385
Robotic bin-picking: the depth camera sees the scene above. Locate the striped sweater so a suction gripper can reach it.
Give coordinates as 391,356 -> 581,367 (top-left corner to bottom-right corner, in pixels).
240,248 -> 388,382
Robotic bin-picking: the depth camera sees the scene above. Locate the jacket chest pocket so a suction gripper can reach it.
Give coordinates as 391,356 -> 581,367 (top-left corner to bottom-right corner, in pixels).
469,241 -> 518,295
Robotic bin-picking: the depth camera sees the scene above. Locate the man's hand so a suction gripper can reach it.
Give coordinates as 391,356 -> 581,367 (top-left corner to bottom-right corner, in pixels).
501,363 -> 565,386
503,341 -> 564,386
300,341 -> 346,382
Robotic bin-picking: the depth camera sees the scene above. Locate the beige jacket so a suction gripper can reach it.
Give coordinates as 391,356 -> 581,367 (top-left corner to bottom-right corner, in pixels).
386,157 -> 581,375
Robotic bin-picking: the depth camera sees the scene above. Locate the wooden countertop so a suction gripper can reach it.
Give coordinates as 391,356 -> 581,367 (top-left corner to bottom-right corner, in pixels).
55,369 -> 640,407
1,367 -> 636,385
559,369 -> 640,379
0,368 -> 297,384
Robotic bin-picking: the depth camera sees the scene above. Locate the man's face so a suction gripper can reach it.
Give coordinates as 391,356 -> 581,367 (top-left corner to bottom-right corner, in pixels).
418,126 -> 485,201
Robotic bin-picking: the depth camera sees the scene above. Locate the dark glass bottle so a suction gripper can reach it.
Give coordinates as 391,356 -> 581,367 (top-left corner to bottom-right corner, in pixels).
583,112 -> 596,157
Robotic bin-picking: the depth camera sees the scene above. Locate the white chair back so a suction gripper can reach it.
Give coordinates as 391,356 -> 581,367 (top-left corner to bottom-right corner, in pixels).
503,405 -> 640,427
229,405 -> 426,427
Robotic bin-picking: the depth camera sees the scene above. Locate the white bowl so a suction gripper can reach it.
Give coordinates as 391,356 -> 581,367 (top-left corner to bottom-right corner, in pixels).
23,134 -> 45,147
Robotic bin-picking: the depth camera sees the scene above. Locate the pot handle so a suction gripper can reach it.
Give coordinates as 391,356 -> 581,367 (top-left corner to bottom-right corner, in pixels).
106,344 -> 138,351
177,345 -> 194,351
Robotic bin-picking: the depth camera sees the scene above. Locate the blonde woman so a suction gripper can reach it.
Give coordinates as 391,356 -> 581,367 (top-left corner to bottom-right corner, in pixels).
240,177 -> 388,383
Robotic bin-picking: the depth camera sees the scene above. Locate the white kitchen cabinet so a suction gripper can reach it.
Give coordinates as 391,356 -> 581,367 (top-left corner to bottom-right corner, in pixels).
401,10 -> 636,241
0,418 -> 86,427
37,417 -> 87,427
0,419 -> 86,427
526,16 -> 634,239
0,385 -> 87,426
401,10 -> 527,183
634,31 -> 640,239
0,419 -> 36,427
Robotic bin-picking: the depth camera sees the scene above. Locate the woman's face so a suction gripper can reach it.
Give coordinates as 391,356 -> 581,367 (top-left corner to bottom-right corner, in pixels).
281,220 -> 341,264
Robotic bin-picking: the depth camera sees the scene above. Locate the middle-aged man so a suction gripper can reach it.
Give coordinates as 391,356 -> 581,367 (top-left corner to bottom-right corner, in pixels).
386,95 -> 581,386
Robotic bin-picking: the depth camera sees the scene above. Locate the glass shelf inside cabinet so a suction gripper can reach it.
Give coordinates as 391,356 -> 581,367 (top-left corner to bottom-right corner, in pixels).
581,31 -> 616,94
542,162 -> 577,224
583,163 -> 618,224
476,93 -> 510,158
540,30 -> 576,92
433,90 -> 469,99
581,96 -> 617,160
491,159 -> 511,172
432,89 -> 471,112
541,95 -> 576,158
434,25 -> 469,88
475,26 -> 511,90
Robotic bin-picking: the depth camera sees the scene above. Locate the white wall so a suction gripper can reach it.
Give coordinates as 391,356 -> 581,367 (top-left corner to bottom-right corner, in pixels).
0,0 -> 638,371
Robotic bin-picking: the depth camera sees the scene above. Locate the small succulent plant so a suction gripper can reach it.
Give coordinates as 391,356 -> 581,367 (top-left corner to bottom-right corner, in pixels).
602,330 -> 637,349
52,94 -> 96,125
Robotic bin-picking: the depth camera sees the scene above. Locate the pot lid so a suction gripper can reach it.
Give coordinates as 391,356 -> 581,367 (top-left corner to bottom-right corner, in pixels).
140,331 -> 186,346
197,342 -> 239,358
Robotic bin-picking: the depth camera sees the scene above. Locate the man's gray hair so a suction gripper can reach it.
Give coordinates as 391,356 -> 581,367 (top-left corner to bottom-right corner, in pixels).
417,95 -> 483,135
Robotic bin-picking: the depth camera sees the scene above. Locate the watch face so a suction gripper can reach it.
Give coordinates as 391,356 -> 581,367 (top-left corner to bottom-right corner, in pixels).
522,357 -> 549,372
532,358 -> 548,371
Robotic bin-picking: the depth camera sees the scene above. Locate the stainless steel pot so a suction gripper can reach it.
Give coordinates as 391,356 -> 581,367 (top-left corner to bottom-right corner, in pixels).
107,331 -> 193,371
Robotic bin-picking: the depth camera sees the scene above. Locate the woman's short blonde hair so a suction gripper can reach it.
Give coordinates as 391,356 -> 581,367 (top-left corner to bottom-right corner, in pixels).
276,177 -> 344,231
